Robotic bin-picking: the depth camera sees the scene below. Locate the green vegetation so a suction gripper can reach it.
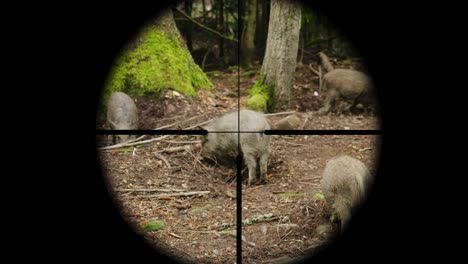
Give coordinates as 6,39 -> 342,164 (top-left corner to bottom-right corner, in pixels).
143,220 -> 165,232
247,74 -> 274,112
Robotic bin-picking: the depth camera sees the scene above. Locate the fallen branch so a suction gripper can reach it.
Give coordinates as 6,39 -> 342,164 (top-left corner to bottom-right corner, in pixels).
184,119 -> 212,129
137,191 -> 210,198
274,230 -> 293,246
299,177 -> 317,181
99,117 -> 214,150
162,140 -> 201,144
115,188 -> 187,192
180,230 -> 220,234
156,114 -> 186,122
98,135 -> 172,150
263,111 -> 296,117
158,145 -> 192,154
127,135 -> 146,144
242,235 -> 256,247
169,233 -> 183,239
155,153 -> 171,168
280,141 -> 309,147
154,113 -> 206,130
173,7 -> 238,42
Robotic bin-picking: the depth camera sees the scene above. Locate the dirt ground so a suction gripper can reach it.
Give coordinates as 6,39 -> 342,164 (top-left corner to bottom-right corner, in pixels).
96,61 -> 381,263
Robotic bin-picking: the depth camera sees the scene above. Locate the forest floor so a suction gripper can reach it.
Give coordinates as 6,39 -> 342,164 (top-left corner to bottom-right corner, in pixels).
96,59 -> 381,263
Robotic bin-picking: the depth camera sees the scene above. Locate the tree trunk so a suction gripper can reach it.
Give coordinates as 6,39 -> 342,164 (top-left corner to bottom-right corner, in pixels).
259,0 -> 301,110
184,0 -> 193,52
241,0 -> 257,68
256,0 -> 270,50
202,0 -> 206,23
218,0 -> 224,58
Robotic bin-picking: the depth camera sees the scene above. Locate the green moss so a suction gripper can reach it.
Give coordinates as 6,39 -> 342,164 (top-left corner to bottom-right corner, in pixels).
143,220 -> 165,232
242,213 -> 274,226
278,192 -> 305,198
247,94 -> 268,112
227,65 -> 239,72
121,147 -> 133,152
247,73 -> 274,112
101,25 -> 212,111
287,3 -> 300,27
313,192 -> 325,201
240,70 -> 257,77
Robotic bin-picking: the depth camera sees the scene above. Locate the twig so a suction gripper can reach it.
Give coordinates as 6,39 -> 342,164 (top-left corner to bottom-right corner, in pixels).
274,230 -> 293,246
300,116 -> 309,129
359,147 -> 372,152
263,111 -> 296,117
155,154 -> 171,168
127,135 -> 146,144
297,182 -> 315,185
158,145 -> 192,154
156,114 -> 186,122
295,84 -> 310,89
136,191 -> 210,198
280,141 -> 309,147
169,233 -> 183,239
162,140 -> 201,144
99,117 -> 214,151
98,135 -> 172,150
250,185 -> 264,191
115,188 -> 187,192
184,119 -> 212,130
154,114 -> 206,130
173,7 -> 238,42
180,230 -> 220,234
183,145 -> 211,171
242,236 -> 256,247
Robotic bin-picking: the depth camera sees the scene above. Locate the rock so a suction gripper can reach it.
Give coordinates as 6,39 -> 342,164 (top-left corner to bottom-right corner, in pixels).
275,114 -> 301,130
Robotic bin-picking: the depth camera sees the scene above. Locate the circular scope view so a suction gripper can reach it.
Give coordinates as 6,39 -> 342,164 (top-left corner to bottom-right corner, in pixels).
96,1 -> 381,263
